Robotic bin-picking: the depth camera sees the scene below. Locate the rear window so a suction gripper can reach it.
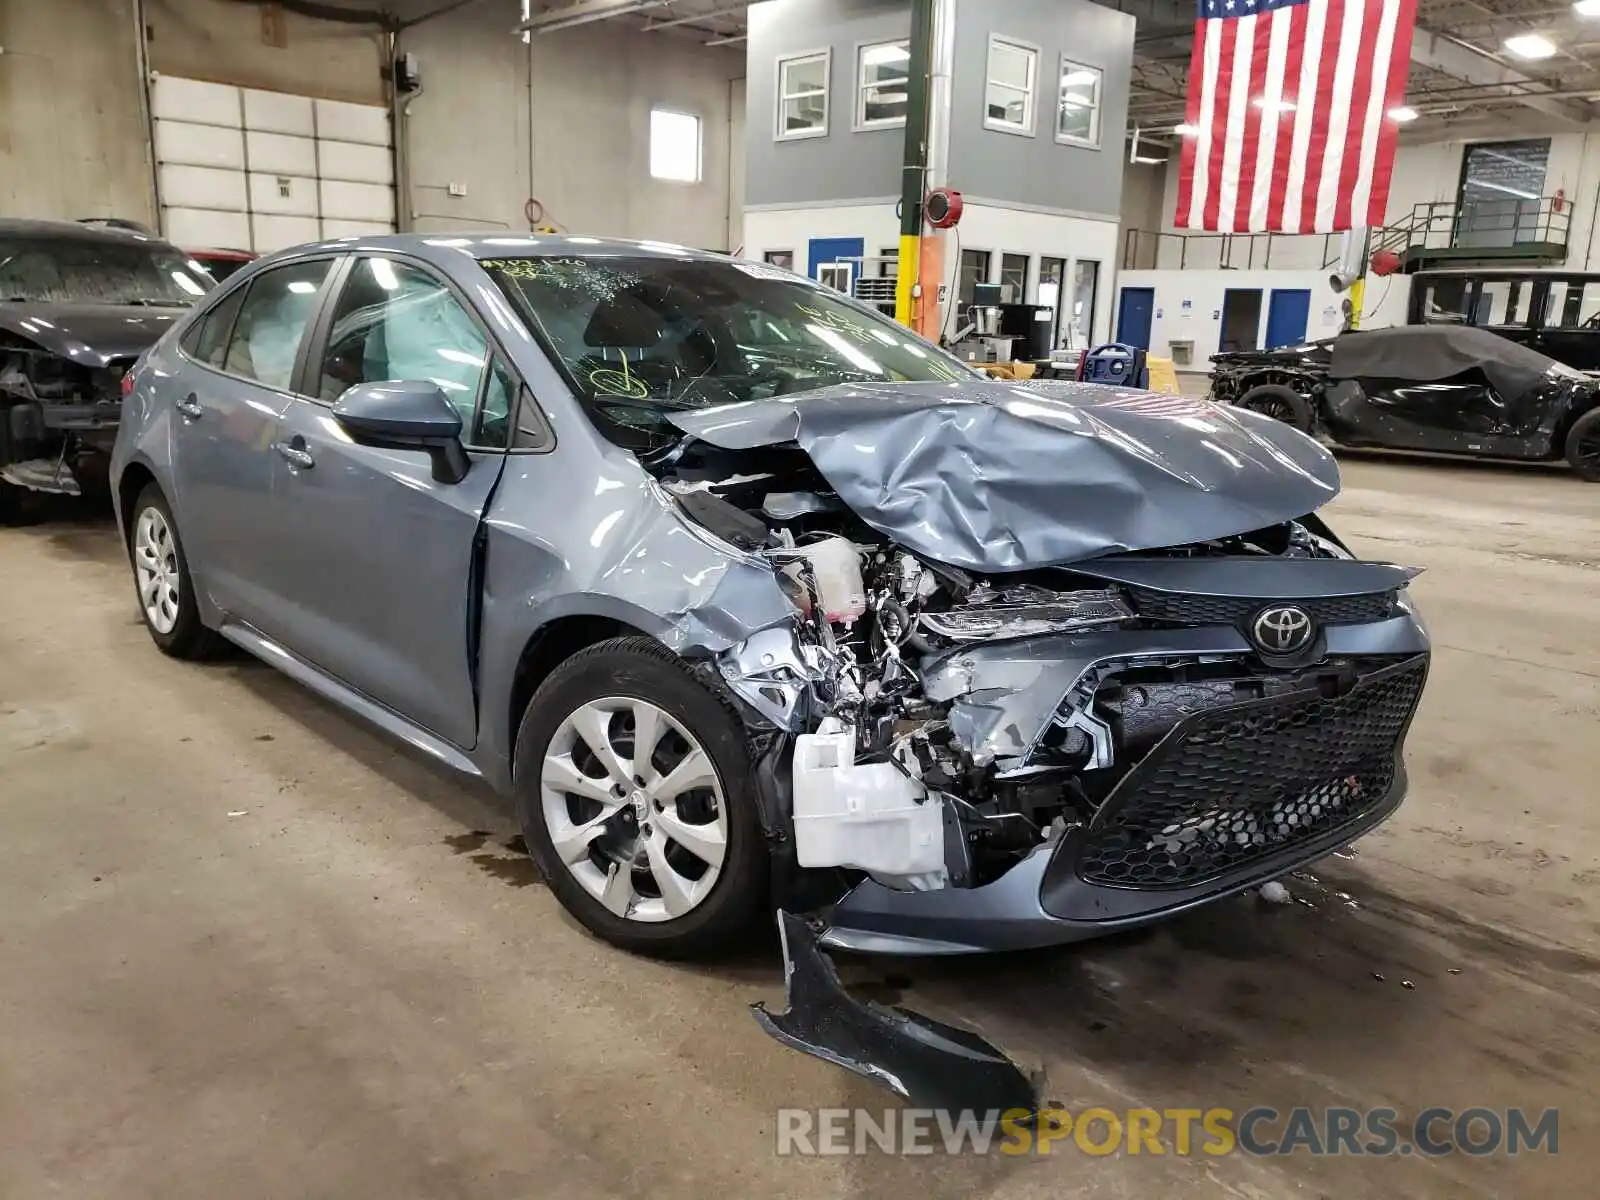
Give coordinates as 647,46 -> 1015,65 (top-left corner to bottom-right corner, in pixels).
0,234 -> 213,306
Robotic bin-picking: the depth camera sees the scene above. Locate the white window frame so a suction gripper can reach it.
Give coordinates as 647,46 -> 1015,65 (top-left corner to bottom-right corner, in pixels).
984,35 -> 1038,137
855,39 -> 911,131
649,108 -> 702,183
775,49 -> 832,141
817,261 -> 854,294
1056,57 -> 1103,148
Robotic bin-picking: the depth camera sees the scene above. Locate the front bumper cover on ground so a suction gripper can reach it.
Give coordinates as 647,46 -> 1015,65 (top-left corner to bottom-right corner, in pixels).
752,912 -> 1038,1114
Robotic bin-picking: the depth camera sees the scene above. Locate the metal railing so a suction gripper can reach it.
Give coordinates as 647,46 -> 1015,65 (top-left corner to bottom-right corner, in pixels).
1369,197 -> 1570,260
1121,228 -> 1341,272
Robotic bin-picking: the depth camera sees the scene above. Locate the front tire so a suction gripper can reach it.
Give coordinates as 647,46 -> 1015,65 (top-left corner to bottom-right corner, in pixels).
1565,408 -> 1600,482
1236,383 -> 1315,432
512,636 -> 768,958
129,484 -> 222,659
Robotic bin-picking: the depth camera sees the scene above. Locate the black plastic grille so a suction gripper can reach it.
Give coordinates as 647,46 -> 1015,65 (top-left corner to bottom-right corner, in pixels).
1130,588 -> 1399,629
1077,656 -> 1427,889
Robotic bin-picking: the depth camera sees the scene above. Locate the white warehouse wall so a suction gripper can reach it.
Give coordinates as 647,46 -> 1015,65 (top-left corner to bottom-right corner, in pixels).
3,1 -> 747,250
1117,268 -> 1349,362
0,0 -> 153,223
144,0 -> 388,103
400,11 -> 746,250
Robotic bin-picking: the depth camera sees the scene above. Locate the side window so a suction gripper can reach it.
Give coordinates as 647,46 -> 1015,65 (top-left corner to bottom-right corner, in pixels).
221,260 -> 331,391
1475,279 -> 1531,328
476,355 -> 517,449
183,285 -> 247,367
317,257 -> 491,436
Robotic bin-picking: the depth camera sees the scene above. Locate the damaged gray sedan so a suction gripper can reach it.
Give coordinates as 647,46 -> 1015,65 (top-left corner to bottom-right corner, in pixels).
111,237 -> 1430,968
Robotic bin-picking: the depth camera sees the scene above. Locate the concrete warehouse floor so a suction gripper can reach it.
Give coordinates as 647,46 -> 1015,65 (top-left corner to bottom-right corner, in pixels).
1,456 -> 1597,1199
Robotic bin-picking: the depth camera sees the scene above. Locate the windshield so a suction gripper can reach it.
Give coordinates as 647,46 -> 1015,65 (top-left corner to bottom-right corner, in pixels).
0,235 -> 214,306
482,254 -> 975,432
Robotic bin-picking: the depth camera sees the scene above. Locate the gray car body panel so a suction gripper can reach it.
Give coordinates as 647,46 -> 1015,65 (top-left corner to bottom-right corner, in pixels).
109,233 -> 1429,953
667,382 -> 1341,572
112,235 -> 799,797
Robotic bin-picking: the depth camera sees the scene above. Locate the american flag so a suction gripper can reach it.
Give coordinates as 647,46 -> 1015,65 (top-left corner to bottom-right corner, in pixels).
1175,0 -> 1419,233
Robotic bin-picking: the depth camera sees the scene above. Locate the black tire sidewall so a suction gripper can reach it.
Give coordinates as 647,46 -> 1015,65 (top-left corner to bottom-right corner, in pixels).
1565,409 -> 1600,481
512,639 -> 767,957
1238,383 -> 1315,432
129,484 -> 212,657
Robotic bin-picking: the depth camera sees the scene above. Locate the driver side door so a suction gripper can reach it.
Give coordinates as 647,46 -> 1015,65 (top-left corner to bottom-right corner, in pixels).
261,255 -> 516,748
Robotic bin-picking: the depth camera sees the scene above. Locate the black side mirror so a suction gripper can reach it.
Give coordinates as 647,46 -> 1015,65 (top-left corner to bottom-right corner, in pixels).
333,380 -> 470,484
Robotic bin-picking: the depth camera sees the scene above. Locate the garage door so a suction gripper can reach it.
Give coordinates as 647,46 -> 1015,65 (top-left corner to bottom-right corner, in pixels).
151,75 -> 395,254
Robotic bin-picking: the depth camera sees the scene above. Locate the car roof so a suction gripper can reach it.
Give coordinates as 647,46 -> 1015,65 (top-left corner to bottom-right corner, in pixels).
263,232 -> 733,269
0,217 -> 185,251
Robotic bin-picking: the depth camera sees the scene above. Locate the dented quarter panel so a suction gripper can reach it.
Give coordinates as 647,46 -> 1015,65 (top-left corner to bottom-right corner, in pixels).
667,379 -> 1341,572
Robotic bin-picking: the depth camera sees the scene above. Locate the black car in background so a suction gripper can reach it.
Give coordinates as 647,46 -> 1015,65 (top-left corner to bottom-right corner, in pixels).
1209,325 -> 1600,480
0,219 -> 212,517
1408,268 -> 1600,372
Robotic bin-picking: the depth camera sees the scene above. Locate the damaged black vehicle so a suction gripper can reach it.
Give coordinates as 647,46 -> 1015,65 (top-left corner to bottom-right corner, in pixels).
1,218 -> 211,517
1209,324 -> 1600,480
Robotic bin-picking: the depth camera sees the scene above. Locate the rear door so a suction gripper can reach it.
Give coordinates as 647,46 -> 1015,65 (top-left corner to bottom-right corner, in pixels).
167,257 -> 335,626
259,255 -> 515,747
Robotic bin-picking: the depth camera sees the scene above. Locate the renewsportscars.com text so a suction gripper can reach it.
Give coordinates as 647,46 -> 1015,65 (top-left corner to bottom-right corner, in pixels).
775,1106 -> 1559,1157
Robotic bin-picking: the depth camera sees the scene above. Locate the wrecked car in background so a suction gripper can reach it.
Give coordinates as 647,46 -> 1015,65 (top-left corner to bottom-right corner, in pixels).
1,218 -> 212,517
1209,324 -> 1600,481
111,237 -> 1431,1101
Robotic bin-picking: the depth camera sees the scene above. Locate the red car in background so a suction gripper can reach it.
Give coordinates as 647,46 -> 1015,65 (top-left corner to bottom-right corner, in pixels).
184,247 -> 256,282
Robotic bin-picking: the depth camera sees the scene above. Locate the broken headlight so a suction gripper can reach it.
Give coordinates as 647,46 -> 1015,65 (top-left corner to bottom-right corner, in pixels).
919,588 -> 1132,642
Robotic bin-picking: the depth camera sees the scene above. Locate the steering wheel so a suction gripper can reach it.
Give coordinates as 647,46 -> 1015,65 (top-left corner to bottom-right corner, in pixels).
1581,312 -> 1600,331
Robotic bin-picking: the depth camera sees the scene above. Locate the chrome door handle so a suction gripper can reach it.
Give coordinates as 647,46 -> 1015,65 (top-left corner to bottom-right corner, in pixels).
273,441 -> 315,470
175,394 -> 203,419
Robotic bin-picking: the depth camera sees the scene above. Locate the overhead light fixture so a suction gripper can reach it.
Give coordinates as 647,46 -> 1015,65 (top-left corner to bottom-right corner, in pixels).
1388,105 -> 1419,122
1575,0 -> 1600,16
1504,33 -> 1557,59
1174,122 -> 1201,136
1252,96 -> 1296,114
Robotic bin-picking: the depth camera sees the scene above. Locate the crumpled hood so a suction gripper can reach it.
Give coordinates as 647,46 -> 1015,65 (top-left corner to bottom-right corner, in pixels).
0,303 -> 187,368
667,379 -> 1341,572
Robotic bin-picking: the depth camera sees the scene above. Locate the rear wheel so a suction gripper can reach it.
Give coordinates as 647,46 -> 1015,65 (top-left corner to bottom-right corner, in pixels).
1565,409 -> 1600,482
512,637 -> 767,959
1236,383 -> 1315,432
129,485 -> 223,659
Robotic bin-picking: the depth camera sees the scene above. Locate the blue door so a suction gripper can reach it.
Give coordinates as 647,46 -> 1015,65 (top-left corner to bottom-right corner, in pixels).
1264,289 -> 1312,348
808,237 -> 865,281
1116,287 -> 1155,349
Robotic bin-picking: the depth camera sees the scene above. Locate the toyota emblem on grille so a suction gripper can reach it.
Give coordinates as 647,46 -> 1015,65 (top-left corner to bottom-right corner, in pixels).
1252,605 -> 1314,654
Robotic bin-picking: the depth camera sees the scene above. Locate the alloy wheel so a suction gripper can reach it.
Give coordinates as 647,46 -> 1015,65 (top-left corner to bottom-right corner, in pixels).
539,696 -> 729,923
133,506 -> 181,635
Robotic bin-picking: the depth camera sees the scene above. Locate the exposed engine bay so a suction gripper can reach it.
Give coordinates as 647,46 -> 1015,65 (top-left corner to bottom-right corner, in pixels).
650,432 -> 1396,904
0,332 -> 133,498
